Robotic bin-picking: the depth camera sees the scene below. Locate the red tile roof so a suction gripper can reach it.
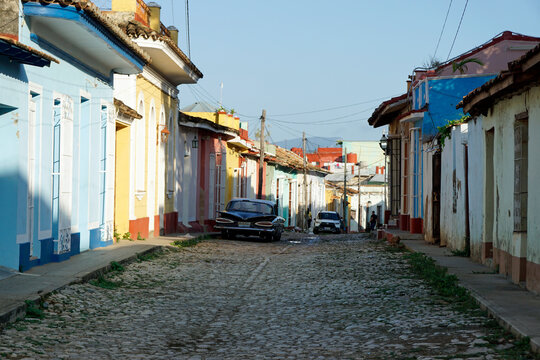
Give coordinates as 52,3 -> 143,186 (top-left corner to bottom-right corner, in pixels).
0,35 -> 59,65
122,20 -> 203,79
22,0 -> 151,64
458,42 -> 540,116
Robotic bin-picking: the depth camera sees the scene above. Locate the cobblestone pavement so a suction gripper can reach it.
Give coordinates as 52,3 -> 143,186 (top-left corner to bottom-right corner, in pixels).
0,233 -> 533,359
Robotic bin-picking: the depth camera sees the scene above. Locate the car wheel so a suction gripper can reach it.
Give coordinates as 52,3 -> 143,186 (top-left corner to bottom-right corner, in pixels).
272,231 -> 282,242
313,228 -> 319,234
221,230 -> 229,239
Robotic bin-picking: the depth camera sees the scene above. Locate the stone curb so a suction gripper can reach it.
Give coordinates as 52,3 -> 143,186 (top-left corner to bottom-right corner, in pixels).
0,233 -> 217,327
399,241 -> 540,355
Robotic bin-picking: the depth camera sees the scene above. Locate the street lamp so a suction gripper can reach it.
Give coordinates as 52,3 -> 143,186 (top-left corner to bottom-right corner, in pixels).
379,133 -> 388,222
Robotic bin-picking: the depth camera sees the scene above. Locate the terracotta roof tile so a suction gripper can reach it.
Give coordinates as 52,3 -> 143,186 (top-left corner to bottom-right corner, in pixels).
0,35 -> 59,65
458,42 -> 540,115
22,0 -> 151,64
114,98 -> 142,119
123,20 -> 203,79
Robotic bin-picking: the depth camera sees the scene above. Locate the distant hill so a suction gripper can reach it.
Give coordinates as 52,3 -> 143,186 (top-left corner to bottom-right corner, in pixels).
274,136 -> 342,150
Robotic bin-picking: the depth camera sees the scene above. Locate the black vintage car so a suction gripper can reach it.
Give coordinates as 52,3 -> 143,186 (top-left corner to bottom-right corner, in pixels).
214,199 -> 285,241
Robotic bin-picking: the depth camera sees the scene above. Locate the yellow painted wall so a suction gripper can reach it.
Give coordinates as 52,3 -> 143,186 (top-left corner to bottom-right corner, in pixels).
325,189 -> 334,211
134,76 -> 177,220
226,143 -> 241,203
111,0 -> 136,12
183,111 -> 240,130
115,124 -> 131,234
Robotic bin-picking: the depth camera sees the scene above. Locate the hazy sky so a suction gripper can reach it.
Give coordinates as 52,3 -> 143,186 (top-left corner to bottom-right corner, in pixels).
142,1 -> 540,144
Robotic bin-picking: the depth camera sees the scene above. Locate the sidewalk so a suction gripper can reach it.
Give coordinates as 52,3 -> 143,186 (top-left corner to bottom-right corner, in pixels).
0,233 -> 217,325
382,228 -> 540,353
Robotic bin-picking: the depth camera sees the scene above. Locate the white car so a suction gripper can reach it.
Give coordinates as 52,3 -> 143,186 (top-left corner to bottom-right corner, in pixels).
313,211 -> 342,234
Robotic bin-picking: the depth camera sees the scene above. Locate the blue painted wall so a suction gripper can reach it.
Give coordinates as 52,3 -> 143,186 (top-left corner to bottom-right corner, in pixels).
420,76 -> 496,138
0,57 -> 28,270
0,3 -> 142,270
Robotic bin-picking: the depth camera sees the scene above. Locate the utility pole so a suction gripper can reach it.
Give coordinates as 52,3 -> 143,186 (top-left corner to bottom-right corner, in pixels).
302,132 -> 308,232
257,109 -> 266,199
343,147 -> 347,233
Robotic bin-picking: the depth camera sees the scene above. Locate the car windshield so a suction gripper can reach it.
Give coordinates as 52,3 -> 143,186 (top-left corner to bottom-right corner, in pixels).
227,201 -> 274,215
318,212 -> 339,220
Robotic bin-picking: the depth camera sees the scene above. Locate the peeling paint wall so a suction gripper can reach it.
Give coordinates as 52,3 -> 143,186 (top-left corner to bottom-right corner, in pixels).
440,124 -> 468,252
483,86 -> 540,265
422,144 -> 434,243
466,118 -> 485,261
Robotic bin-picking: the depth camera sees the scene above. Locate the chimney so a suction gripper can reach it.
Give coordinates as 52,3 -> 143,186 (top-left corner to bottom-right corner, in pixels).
167,26 -> 179,45
147,2 -> 161,32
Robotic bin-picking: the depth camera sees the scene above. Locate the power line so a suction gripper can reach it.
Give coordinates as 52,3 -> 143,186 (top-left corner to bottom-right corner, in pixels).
433,0 -> 453,59
267,94 -> 402,117
447,0 -> 469,61
185,0 -> 191,58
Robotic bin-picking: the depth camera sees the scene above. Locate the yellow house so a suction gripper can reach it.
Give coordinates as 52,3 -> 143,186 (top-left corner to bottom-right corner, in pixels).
110,0 -> 202,238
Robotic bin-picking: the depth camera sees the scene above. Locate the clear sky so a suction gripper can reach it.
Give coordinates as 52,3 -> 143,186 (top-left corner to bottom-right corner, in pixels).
150,1 -> 540,143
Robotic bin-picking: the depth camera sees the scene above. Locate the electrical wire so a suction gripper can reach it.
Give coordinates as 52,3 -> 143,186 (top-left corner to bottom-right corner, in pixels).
446,0 -> 469,60
185,0 -> 191,58
433,0 -> 453,59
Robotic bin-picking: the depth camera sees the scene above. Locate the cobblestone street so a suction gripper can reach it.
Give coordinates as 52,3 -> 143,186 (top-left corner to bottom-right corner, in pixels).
0,234 -> 532,359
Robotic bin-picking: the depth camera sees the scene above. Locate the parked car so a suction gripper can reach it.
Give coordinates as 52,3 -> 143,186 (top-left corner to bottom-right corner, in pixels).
215,199 -> 285,241
313,211 -> 342,234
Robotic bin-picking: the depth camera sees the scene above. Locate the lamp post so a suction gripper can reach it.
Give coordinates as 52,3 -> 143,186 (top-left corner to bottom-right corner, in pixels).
379,133 -> 388,218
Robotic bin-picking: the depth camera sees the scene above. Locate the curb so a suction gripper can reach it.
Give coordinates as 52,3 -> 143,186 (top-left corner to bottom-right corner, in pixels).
400,241 -> 540,355
0,232 -> 219,326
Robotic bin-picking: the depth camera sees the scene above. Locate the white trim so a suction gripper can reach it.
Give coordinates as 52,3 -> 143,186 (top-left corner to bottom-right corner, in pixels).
39,229 -> 52,240
87,222 -> 99,229
142,67 -> 179,99
17,234 -> 28,244
28,82 -> 43,96
71,225 -> 79,233
79,89 -> 91,101
135,191 -> 145,201
136,38 -> 200,85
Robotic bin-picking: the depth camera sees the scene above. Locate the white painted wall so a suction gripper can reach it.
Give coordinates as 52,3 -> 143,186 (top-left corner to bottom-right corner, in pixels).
482,86 -> 540,265
440,124 -> 468,251
176,127 -> 198,225
359,185 -> 385,230
467,118 -> 485,260
422,144 -> 434,242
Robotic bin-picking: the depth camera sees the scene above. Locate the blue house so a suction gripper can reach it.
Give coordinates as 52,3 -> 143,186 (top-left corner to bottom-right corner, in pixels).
0,0 -> 148,271
400,31 -> 540,243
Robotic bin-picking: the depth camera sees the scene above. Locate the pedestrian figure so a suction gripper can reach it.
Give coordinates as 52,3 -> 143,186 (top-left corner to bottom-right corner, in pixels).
307,207 -> 312,229
370,211 -> 378,231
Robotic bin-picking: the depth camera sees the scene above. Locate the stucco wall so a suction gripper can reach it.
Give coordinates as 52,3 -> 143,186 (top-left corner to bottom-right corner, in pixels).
440,124 -> 468,251
467,118 -> 485,261
176,127 -> 198,225
422,144 -> 434,243
483,86 -> 540,265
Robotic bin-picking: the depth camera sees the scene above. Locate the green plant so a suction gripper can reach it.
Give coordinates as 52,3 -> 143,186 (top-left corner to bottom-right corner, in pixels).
452,57 -> 485,74
136,252 -> 159,262
172,235 -> 207,248
230,108 -> 235,115
110,261 -> 124,272
89,275 -> 122,289
451,247 -> 471,257
437,115 -> 471,149
137,232 -> 145,241
404,252 -> 477,313
24,300 -> 44,319
113,227 -> 121,242
122,232 -> 132,240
